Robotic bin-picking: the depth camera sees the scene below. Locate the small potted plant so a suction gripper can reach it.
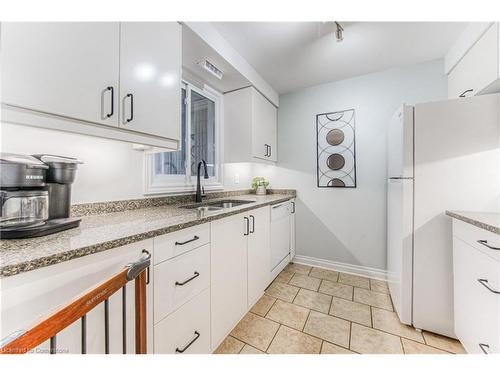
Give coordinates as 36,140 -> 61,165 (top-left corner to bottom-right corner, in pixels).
252,176 -> 270,195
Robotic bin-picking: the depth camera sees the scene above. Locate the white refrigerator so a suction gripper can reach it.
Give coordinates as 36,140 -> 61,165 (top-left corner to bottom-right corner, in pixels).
387,93 -> 500,338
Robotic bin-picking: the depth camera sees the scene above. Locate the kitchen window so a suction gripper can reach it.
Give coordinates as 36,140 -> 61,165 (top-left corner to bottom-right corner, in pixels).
145,82 -> 223,194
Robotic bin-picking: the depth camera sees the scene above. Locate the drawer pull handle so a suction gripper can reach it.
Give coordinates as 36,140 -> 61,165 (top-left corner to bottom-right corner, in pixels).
175,331 -> 200,353
477,240 -> 500,251
175,236 -> 200,246
477,279 -> 500,294
175,271 -> 200,286
479,343 -> 490,354
459,89 -> 473,98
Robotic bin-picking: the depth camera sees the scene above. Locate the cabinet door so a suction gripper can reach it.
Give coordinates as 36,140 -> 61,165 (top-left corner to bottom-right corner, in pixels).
448,23 -> 499,98
1,22 -> 119,126
154,288 -> 211,354
0,240 -> 154,354
290,200 -> 296,260
453,234 -> 500,354
210,213 -> 248,349
247,206 -> 271,307
252,89 -> 278,161
119,22 -> 181,140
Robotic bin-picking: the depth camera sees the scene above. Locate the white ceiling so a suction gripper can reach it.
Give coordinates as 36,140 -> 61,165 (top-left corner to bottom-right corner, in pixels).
211,22 -> 467,94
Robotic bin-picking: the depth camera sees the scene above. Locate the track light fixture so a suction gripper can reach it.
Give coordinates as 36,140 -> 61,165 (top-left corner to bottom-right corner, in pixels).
334,21 -> 344,42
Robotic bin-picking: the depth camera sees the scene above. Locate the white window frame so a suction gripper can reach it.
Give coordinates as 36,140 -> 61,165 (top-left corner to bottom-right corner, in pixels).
144,81 -> 224,195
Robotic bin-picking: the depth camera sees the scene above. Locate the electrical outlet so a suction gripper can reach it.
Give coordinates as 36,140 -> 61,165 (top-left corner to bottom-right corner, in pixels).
234,174 -> 240,184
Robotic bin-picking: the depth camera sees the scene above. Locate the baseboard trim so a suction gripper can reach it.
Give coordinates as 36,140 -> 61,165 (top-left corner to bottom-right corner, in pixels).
292,255 -> 388,281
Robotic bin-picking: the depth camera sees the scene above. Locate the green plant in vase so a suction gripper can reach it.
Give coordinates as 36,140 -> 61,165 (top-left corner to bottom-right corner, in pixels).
252,176 -> 270,195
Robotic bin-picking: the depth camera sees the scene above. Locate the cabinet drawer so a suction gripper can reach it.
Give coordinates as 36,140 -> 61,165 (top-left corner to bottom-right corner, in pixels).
154,244 -> 210,323
154,223 -> 210,265
154,288 -> 211,354
453,237 -> 500,354
453,220 -> 500,262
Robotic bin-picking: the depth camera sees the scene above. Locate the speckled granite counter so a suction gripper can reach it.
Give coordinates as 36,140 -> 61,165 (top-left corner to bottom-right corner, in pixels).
0,191 -> 295,278
446,211 -> 500,235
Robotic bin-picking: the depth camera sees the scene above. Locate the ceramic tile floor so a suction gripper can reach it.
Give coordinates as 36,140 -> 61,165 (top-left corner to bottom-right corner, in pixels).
215,263 -> 466,355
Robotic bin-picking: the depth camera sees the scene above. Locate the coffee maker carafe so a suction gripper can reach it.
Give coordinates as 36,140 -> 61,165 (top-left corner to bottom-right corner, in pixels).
0,153 -> 83,239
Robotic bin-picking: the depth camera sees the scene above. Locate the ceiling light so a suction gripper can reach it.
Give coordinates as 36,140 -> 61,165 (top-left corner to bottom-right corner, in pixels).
334,22 -> 344,42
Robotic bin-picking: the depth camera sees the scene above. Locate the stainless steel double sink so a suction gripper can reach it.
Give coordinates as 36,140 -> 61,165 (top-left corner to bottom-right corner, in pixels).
180,199 -> 255,213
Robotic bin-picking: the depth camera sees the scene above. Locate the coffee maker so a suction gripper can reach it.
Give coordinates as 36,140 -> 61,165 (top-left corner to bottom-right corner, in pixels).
0,153 -> 82,239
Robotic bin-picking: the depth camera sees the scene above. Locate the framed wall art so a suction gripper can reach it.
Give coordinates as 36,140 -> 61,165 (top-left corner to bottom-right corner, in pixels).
316,109 -> 357,188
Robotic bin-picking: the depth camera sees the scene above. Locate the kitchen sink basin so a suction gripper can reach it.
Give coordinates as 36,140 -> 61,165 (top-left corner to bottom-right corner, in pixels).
192,206 -> 223,213
206,199 -> 255,208
180,199 -> 255,210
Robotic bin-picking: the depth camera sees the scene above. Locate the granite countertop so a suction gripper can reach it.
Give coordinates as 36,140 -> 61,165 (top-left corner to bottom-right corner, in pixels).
0,191 -> 295,278
446,211 -> 500,235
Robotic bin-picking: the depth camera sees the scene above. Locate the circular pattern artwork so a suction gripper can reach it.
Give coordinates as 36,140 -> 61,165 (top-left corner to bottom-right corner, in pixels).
327,178 -> 346,187
327,153 -> 345,170
326,129 -> 344,146
316,109 -> 356,188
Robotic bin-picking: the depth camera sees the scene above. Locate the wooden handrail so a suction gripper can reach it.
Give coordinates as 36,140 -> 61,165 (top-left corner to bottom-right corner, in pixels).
0,251 -> 150,355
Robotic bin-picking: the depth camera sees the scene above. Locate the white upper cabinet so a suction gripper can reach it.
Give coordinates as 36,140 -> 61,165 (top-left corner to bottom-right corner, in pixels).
119,22 -> 181,139
224,87 -> 278,163
1,22 -> 120,127
1,22 -> 181,149
448,23 -> 500,98
252,88 -> 278,161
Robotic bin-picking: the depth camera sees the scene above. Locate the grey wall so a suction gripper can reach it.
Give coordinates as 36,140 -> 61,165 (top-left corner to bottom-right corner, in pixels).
255,59 -> 448,271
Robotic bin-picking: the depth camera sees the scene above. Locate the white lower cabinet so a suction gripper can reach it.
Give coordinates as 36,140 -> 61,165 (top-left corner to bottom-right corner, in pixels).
247,206 -> 271,307
210,206 -> 272,349
154,288 -> 211,354
0,240 -> 154,354
290,199 -> 296,259
452,220 -> 500,354
210,213 -> 249,349
153,223 -> 210,265
154,244 -> 210,324
1,203 -> 288,354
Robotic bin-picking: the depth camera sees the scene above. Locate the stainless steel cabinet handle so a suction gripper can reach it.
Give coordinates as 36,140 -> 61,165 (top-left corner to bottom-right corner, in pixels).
479,343 -> 490,354
291,201 -> 295,213
175,236 -> 199,246
477,240 -> 500,251
175,331 -> 200,353
477,279 -> 500,294
175,271 -> 200,286
264,144 -> 270,157
249,215 -> 255,234
268,145 -> 272,157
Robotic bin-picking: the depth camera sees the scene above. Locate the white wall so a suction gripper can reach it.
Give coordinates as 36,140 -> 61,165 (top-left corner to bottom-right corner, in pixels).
256,59 -> 448,271
0,123 -> 253,203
